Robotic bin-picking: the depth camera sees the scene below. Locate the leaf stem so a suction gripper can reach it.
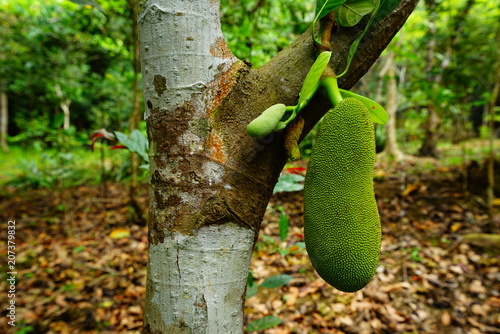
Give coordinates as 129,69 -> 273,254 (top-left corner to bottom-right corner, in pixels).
317,11 -> 342,107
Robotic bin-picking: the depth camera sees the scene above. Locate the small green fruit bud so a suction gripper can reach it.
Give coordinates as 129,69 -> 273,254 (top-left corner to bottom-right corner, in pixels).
246,103 -> 287,138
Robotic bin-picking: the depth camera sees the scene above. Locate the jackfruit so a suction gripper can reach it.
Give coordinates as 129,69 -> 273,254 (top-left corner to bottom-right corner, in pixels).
303,97 -> 381,292
247,103 -> 287,138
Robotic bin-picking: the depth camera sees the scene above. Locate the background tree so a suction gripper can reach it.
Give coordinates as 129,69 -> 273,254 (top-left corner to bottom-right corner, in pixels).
137,0 -> 419,332
0,79 -> 7,152
378,48 -> 406,163
486,26 -> 500,229
397,0 -> 497,157
126,0 -> 146,223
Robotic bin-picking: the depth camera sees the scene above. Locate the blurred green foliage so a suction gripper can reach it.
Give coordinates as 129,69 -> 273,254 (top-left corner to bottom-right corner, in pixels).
0,144 -> 141,190
0,0 -> 498,189
0,0 -> 136,144
220,0 -> 314,68
378,0 -> 499,147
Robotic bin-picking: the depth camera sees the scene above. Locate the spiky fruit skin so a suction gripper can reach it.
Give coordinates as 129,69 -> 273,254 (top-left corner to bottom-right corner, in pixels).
303,97 -> 381,292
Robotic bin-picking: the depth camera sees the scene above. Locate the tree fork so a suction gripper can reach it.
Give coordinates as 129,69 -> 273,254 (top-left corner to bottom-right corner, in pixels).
137,0 -> 419,332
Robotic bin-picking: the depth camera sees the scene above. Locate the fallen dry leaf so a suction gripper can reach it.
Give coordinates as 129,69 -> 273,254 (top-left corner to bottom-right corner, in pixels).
441,310 -> 451,326
109,227 -> 131,239
1,166 -> 499,334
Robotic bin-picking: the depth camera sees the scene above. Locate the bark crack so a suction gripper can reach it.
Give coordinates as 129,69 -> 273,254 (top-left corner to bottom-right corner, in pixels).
176,240 -> 181,286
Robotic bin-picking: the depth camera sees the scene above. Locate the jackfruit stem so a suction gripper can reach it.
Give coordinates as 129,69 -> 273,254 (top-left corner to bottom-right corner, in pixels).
320,76 -> 343,106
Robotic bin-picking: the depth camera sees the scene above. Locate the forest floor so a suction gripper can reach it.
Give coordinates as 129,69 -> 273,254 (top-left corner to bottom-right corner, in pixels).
0,160 -> 499,334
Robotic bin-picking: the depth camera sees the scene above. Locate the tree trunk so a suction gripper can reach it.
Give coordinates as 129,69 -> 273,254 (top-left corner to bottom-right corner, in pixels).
380,51 -> 405,163
486,84 -> 498,231
418,0 -> 476,157
418,0 -> 440,158
128,0 -> 146,224
418,104 -> 441,158
55,84 -> 71,130
0,83 -> 8,152
137,0 -> 419,332
486,26 -> 500,232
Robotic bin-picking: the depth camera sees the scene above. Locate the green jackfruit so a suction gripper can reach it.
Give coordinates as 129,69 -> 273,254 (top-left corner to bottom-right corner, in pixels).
303,97 -> 381,292
247,103 -> 287,138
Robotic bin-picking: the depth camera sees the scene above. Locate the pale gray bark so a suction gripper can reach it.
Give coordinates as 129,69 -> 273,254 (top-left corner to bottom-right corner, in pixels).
138,1 -> 251,333
55,84 -> 71,130
146,225 -> 254,333
138,0 -> 237,116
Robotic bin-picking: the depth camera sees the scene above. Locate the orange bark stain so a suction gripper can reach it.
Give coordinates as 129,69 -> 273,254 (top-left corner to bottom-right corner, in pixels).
206,132 -> 227,164
206,60 -> 244,117
209,37 -> 233,59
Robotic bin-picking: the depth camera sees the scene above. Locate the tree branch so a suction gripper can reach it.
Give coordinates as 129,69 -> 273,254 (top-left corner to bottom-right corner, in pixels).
218,0 -> 419,133
209,0 -> 420,231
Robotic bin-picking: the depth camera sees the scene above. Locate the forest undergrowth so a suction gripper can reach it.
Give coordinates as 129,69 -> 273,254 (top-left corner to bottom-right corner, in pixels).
0,160 -> 499,334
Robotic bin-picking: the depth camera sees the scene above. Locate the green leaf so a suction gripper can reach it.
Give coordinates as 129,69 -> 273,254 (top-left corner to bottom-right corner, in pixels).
130,129 -> 149,162
74,245 -> 85,253
14,325 -> 34,334
411,247 -> 423,262
315,0 -> 348,21
297,51 -> 332,111
339,37 -> 362,78
114,130 -> 149,162
246,272 -> 258,299
277,207 -> 289,242
312,0 -> 348,43
246,283 -> 258,299
273,174 -> 305,194
337,0 -> 382,78
246,316 -> 282,332
260,274 -> 293,288
114,131 -> 131,146
339,89 -> 389,124
335,0 -> 375,27
247,271 -> 255,286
